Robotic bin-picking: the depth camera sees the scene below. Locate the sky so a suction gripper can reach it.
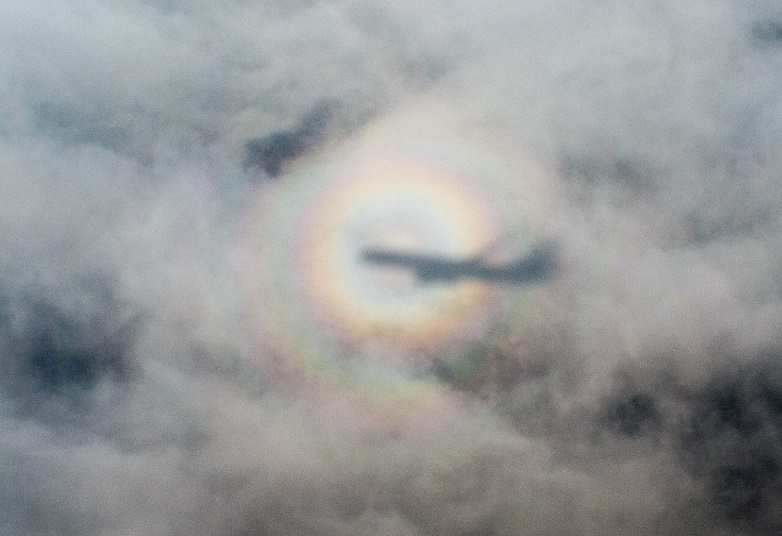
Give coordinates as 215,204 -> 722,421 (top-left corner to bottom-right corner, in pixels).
2,1 -> 782,534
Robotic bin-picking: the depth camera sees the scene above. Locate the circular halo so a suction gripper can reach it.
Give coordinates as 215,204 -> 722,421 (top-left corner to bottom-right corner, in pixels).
238,137 -> 548,409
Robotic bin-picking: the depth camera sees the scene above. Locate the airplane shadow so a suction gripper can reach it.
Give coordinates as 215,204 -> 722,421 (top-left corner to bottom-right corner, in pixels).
360,240 -> 559,285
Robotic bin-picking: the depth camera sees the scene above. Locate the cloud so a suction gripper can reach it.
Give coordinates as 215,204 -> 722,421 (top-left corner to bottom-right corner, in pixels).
1,0 -> 782,534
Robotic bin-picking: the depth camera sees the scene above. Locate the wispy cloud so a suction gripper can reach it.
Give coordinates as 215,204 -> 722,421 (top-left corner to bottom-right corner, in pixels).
1,1 -> 782,534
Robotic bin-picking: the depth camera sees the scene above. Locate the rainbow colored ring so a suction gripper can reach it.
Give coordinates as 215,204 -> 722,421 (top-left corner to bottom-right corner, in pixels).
239,137 -> 548,410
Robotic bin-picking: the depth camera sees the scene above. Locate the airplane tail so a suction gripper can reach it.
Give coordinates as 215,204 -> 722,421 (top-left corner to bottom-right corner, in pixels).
507,242 -> 558,282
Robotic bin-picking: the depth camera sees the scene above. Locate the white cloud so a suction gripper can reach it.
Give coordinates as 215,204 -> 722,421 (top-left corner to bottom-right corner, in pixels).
1,1 -> 782,534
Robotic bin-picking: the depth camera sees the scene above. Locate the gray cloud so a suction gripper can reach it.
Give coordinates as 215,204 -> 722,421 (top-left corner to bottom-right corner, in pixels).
2,0 -> 782,534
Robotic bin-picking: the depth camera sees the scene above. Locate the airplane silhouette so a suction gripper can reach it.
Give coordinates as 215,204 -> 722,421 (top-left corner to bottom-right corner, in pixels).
360,241 -> 557,284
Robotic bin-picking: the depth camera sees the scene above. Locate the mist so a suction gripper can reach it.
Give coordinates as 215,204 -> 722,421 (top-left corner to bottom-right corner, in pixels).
2,1 -> 782,534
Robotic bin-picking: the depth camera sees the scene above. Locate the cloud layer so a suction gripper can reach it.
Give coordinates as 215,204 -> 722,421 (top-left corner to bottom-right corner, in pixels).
2,1 -> 782,534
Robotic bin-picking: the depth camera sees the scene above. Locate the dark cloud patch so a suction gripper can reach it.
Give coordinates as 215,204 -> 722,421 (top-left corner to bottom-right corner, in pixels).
559,152 -> 656,194
34,101 -> 132,155
678,363 -> 782,531
596,360 -> 782,532
432,344 -> 493,392
244,101 -> 340,178
682,207 -> 774,245
599,392 -> 660,438
752,20 -> 782,44
0,279 -> 138,416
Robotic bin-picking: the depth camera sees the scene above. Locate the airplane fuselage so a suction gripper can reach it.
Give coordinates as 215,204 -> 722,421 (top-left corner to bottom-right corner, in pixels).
361,248 -> 543,283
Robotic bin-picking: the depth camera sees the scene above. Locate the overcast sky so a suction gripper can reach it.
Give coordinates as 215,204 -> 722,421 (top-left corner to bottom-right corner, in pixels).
2,1 -> 782,535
